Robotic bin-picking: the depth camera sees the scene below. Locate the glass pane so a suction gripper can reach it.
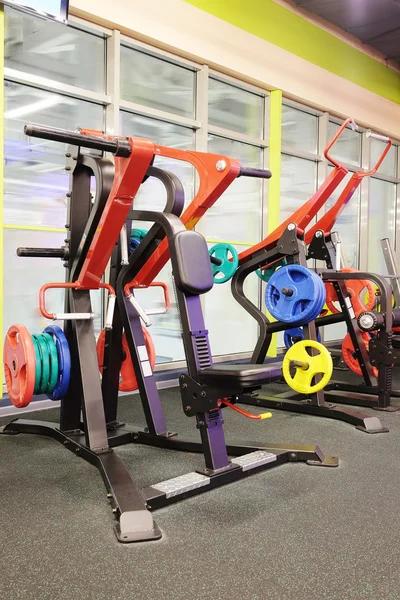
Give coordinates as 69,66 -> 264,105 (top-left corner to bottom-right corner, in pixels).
328,121 -> 361,167
5,82 -> 104,227
370,139 -> 397,178
206,244 -> 260,356
5,6 -> 105,92
120,46 -> 195,118
280,155 -> 317,224
325,170 -> 360,269
281,105 -> 318,154
208,78 -> 264,138
201,136 -> 262,243
120,111 -> 196,363
368,179 -> 396,274
3,228 -> 102,385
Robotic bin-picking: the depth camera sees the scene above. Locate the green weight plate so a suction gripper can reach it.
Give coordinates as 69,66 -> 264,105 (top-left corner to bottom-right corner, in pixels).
33,333 -> 51,395
31,335 -> 42,395
41,333 -> 59,394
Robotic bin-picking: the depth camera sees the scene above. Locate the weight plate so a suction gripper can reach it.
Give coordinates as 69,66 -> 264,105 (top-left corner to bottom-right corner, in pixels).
325,269 -> 375,316
31,335 -> 42,395
209,243 -> 239,284
44,326 -> 71,400
41,333 -> 59,394
3,324 -> 36,408
342,332 -> 378,377
256,258 -> 287,283
265,265 -> 325,325
97,327 -> 156,392
284,327 -> 321,350
282,340 -> 333,394
33,334 -> 51,395
129,238 -> 140,252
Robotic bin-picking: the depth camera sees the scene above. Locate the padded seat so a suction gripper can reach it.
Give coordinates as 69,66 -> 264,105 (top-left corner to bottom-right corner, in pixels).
199,362 -> 282,388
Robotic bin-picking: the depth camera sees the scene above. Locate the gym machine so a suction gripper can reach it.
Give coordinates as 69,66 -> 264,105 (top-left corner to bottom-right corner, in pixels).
2,125 -> 338,543
229,124 -> 400,431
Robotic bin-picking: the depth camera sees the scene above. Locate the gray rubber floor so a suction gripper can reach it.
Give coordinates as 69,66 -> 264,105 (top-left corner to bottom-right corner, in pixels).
1,381 -> 400,600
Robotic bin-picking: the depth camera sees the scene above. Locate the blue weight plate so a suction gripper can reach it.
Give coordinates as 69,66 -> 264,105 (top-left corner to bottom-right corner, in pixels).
284,326 -> 321,349
266,265 -> 323,324
43,326 -> 71,400
129,238 -> 140,252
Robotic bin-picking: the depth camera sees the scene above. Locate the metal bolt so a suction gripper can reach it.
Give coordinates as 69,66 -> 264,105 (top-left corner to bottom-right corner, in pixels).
66,192 -> 71,198
65,166 -> 71,171
185,405 -> 191,412
182,383 -> 188,389
216,159 -> 227,172
107,493 -> 112,498
112,508 -> 117,514
201,391 -> 206,397
65,152 -> 71,158
315,230 -> 323,238
290,452 -> 297,460
287,223 -> 295,231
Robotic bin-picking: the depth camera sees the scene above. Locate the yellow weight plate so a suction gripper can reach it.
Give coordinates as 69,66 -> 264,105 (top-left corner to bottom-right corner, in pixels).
282,340 -> 333,394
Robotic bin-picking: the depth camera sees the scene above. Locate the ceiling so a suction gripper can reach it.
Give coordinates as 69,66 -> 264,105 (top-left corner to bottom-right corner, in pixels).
292,0 -> 400,67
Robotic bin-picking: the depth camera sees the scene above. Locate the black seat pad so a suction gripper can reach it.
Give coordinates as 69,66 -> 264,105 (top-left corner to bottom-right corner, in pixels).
200,363 -> 282,387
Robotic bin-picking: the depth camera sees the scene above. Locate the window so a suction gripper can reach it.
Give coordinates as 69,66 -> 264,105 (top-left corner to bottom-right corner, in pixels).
3,10 -> 107,384
5,7 -> 106,92
208,78 -> 264,138
370,139 -> 397,178
281,105 -> 318,154
368,179 -> 396,274
280,155 -> 318,224
120,46 -> 195,118
328,121 -> 361,167
5,82 -> 104,227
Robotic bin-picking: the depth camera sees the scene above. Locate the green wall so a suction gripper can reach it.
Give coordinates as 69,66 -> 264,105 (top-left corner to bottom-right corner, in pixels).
184,0 -> 400,104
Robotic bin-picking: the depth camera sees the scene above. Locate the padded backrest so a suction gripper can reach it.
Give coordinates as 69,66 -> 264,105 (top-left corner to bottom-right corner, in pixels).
171,230 -> 214,295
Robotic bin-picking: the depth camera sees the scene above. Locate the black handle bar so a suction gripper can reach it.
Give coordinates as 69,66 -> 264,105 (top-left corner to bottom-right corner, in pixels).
24,124 -> 131,157
239,167 -> 272,179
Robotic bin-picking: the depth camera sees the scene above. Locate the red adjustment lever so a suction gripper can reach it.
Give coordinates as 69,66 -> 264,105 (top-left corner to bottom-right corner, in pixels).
221,398 -> 272,420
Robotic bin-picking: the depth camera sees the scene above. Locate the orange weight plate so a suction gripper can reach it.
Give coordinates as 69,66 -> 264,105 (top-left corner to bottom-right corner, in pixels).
325,269 -> 375,316
97,327 -> 156,392
342,332 -> 378,377
3,324 -> 36,408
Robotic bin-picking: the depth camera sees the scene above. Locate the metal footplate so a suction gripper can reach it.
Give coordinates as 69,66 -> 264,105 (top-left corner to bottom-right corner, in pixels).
153,472 -> 211,498
231,450 -> 277,471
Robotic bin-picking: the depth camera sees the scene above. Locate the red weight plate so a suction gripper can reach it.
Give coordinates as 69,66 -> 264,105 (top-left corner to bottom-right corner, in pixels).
342,332 -> 378,377
3,324 -> 36,408
341,268 -> 375,316
325,269 -> 375,316
325,281 -> 340,314
97,327 -> 156,392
